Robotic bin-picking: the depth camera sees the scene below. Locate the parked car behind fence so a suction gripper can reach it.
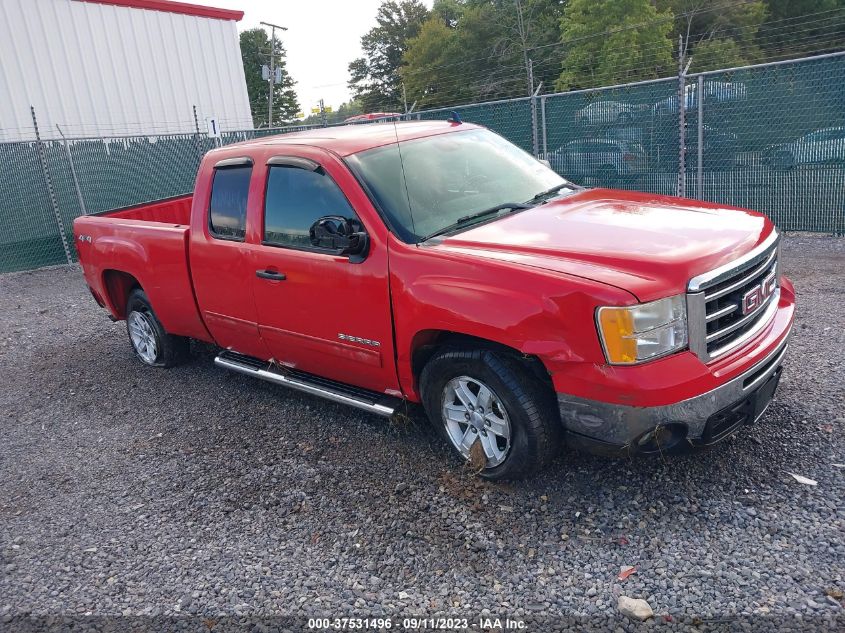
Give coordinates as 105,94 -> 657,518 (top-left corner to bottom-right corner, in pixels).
653,81 -> 748,116
763,127 -> 845,169
574,101 -> 642,126
654,124 -> 740,171
547,139 -> 648,186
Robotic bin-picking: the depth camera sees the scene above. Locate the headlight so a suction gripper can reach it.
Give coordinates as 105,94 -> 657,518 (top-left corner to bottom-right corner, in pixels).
596,295 -> 688,365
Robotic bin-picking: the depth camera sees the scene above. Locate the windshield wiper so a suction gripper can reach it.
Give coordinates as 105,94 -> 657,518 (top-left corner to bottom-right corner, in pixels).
421,202 -> 533,242
526,182 -> 577,204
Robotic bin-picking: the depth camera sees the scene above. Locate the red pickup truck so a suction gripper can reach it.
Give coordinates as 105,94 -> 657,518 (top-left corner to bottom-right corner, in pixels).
74,121 -> 794,479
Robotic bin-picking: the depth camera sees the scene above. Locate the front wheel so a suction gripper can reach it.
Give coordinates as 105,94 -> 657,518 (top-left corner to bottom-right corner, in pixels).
126,288 -> 189,367
420,347 -> 561,480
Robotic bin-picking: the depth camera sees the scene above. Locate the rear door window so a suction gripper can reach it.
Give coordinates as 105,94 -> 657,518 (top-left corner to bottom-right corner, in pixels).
209,165 -> 252,240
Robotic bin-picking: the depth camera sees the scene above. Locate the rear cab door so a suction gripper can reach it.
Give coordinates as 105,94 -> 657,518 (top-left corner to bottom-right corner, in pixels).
189,153 -> 270,360
247,144 -> 401,396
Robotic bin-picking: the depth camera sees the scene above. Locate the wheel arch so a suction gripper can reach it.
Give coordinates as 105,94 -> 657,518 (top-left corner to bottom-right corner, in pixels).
102,270 -> 142,319
409,329 -> 554,398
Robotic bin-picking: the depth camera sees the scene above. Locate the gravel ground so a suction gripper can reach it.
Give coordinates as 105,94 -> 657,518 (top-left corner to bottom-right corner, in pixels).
0,234 -> 843,632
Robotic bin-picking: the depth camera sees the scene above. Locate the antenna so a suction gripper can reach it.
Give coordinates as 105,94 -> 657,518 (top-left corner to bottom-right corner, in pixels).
392,119 -> 417,238
447,111 -> 462,124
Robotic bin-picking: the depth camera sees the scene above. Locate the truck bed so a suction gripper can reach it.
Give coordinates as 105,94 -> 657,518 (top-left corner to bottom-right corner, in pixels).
95,193 -> 193,223
73,193 -> 211,342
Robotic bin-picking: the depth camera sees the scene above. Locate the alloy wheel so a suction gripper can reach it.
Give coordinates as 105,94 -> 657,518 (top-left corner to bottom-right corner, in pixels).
441,375 -> 512,467
128,310 -> 158,364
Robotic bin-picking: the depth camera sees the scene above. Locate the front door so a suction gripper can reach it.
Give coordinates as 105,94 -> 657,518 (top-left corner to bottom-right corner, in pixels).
250,152 -> 399,395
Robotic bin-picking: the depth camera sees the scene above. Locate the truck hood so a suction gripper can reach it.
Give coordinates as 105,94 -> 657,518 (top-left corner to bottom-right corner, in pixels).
430,188 -> 773,302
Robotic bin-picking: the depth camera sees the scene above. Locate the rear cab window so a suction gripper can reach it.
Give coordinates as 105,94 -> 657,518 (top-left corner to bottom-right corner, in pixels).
209,162 -> 252,240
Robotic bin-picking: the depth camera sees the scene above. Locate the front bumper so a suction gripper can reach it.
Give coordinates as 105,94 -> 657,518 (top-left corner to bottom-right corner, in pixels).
558,332 -> 790,456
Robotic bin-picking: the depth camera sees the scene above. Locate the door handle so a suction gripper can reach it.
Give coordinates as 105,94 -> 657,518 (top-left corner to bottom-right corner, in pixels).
256,269 -> 287,281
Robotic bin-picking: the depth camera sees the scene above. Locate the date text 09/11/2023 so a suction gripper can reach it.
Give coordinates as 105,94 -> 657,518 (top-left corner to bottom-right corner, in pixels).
306,616 -> 528,630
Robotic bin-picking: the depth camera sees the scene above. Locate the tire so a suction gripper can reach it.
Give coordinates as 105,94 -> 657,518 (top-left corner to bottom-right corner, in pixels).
419,346 -> 561,480
125,288 -> 189,368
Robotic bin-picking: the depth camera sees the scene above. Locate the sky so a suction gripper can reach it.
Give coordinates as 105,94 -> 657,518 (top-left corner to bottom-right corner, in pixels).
210,0 -> 434,113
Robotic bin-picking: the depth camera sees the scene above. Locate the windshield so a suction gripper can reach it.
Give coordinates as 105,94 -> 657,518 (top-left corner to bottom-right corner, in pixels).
346,128 -> 568,242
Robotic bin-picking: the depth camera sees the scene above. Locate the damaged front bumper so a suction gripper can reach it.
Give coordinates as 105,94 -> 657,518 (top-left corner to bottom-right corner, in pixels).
558,333 -> 790,457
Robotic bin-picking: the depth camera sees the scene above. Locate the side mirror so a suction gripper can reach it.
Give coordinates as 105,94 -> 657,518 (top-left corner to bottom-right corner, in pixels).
309,215 -> 369,262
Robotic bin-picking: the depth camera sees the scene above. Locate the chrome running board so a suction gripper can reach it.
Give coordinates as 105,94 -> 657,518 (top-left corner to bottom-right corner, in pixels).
214,350 -> 400,417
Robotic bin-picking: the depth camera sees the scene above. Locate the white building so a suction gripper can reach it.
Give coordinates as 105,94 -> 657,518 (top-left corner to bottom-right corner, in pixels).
0,0 -> 253,141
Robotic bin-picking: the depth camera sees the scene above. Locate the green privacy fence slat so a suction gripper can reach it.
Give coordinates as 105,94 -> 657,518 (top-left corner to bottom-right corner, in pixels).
541,76 -> 682,197
539,54 -> 845,233
2,54 -> 843,273
683,54 -> 845,233
0,141 -> 68,270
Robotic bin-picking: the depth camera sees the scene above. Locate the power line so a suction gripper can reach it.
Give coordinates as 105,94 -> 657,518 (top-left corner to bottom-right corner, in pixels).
372,1 -> 844,110
390,9 -> 845,106
391,0 -> 758,82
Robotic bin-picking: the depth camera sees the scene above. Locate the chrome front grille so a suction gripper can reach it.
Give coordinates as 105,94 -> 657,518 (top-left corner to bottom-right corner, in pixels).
687,232 -> 780,362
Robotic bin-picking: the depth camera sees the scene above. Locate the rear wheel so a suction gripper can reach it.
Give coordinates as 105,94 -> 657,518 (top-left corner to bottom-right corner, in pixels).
125,288 -> 189,367
420,346 -> 561,480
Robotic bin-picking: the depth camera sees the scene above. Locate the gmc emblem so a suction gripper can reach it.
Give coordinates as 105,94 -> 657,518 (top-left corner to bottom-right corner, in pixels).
741,270 -> 777,315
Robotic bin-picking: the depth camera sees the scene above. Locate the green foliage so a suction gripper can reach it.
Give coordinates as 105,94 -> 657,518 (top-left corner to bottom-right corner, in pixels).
355,0 -> 844,109
689,38 -> 747,72
402,0 -> 565,108
555,0 -> 675,91
403,3 -> 508,107
239,28 -> 299,127
348,1 -> 431,112
657,0 -> 766,71
759,0 -> 845,57
298,100 -> 365,126
402,17 -> 459,107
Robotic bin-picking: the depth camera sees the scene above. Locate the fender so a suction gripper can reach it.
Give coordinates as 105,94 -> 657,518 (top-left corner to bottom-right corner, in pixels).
388,239 -> 636,400
75,217 -> 211,342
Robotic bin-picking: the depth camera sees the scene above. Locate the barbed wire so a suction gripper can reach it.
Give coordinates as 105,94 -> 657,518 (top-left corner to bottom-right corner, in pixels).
4,8 -> 841,142
380,10 -> 845,110
384,0 -> 828,84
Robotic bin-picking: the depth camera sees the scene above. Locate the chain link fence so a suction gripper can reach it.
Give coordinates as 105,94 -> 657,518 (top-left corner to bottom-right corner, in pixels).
1,53 -> 843,273
536,52 -> 845,234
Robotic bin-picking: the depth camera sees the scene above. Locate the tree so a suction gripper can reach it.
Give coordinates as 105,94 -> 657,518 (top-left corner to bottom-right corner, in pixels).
348,0 -> 431,112
555,0 -> 675,91
239,28 -> 300,127
401,0 -> 565,108
298,100 -> 365,126
758,0 -> 845,58
401,16 -> 461,107
403,3 -> 508,107
658,0 -> 767,72
496,0 -> 567,95
689,37 -> 747,70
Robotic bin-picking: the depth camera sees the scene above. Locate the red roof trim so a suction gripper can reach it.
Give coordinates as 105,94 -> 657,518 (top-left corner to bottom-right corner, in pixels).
75,0 -> 244,21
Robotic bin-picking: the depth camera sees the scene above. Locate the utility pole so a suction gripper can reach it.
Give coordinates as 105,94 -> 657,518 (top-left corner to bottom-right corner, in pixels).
402,82 -> 408,114
261,21 -> 288,128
